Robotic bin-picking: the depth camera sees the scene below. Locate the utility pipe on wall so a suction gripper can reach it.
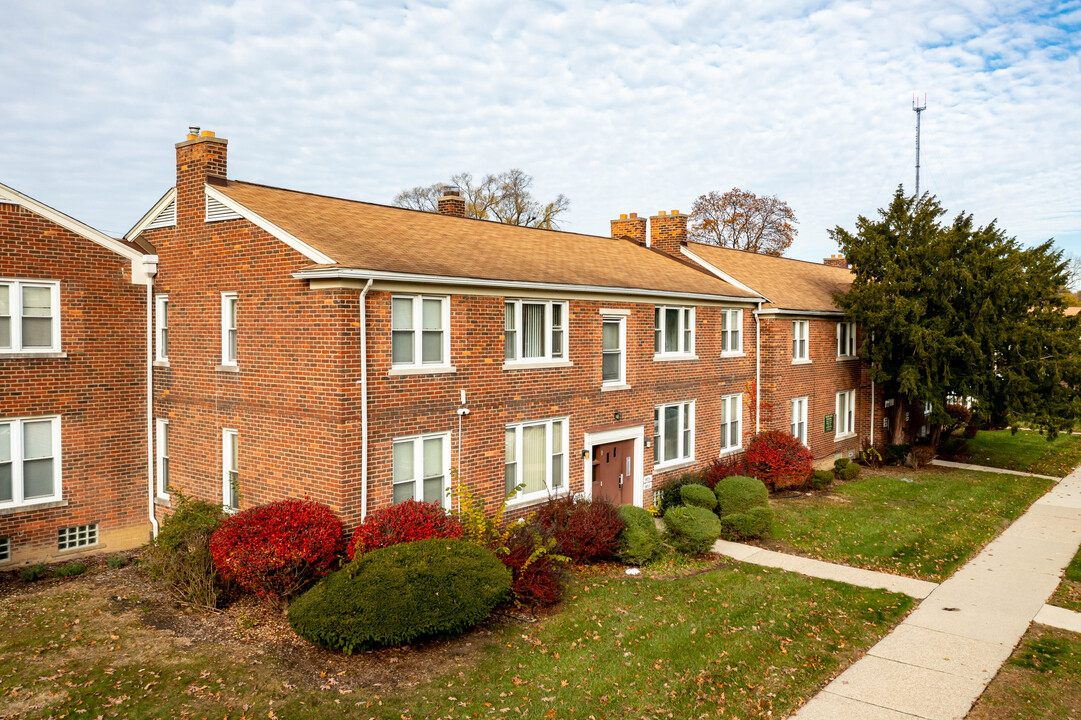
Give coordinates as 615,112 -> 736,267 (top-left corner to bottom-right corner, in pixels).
358,279 -> 373,521
143,256 -> 159,538
754,301 -> 762,434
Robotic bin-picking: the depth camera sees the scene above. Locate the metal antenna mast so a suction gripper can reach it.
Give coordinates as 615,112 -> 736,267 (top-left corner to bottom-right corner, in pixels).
912,93 -> 927,199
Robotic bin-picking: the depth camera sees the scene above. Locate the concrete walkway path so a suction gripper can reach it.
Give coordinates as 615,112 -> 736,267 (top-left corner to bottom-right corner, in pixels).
788,464 -> 1081,720
929,458 -> 1060,482
712,539 -> 938,599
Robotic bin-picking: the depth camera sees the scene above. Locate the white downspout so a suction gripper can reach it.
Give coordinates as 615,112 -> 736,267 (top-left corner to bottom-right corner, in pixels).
870,332 -> 875,446
754,301 -> 762,434
358,279 -> 373,521
143,256 -> 159,537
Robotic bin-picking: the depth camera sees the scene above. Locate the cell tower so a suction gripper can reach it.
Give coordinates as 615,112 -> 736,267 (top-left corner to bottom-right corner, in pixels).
912,93 -> 927,199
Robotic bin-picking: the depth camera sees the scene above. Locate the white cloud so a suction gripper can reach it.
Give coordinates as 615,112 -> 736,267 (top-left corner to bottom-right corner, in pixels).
0,0 -> 1077,262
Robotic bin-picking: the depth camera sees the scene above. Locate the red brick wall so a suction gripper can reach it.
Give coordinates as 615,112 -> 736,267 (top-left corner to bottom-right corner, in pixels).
0,202 -> 148,565
758,315 -> 871,464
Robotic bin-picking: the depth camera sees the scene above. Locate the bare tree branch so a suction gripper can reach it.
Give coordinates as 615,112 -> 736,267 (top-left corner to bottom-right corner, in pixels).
688,188 -> 798,256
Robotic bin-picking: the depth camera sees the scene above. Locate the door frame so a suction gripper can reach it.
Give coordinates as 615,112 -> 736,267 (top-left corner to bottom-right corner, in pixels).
582,425 -> 645,508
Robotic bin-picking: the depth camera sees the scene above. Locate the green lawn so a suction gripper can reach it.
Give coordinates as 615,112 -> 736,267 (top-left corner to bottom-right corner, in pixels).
1049,545 -> 1081,613
769,469 -> 1054,581
963,429 -> 1081,477
967,625 -> 1081,720
0,562 -> 913,720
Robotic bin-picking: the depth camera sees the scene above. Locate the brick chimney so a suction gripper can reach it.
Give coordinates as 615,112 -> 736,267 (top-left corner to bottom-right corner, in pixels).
175,127 -> 227,224
437,187 -> 466,218
611,212 -> 647,245
824,254 -> 848,268
649,210 -> 688,256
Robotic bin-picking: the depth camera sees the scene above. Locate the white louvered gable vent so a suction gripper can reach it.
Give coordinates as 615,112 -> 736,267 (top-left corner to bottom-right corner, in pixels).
146,198 -> 177,229
206,194 -> 242,223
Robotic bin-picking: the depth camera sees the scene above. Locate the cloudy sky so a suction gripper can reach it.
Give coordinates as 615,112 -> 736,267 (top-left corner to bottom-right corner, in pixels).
2,0 -> 1079,263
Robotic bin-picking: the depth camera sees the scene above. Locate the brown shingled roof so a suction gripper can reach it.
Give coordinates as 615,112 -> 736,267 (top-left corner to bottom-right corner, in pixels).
213,181 -> 760,300
682,241 -> 853,313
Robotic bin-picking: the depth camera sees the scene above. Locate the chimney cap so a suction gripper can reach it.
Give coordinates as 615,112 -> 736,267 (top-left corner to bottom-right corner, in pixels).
619,213 -> 628,220
441,185 -> 461,197
629,212 -> 638,219
188,125 -> 200,136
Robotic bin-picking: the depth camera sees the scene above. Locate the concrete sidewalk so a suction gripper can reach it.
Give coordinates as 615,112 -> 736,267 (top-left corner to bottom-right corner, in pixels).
790,465 -> 1081,720
930,458 -> 1060,482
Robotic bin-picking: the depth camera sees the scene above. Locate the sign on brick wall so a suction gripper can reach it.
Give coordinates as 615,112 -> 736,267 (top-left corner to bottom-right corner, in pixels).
824,414 -> 835,432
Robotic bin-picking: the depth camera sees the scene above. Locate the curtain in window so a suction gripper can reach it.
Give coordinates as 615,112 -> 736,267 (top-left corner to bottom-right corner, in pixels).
0,423 -> 10,502
664,405 -> 679,461
22,420 -> 53,499
504,428 -> 517,495
21,286 -> 52,348
422,437 -> 444,505
523,303 -> 546,358
421,298 -> 443,363
522,424 -> 546,493
226,432 -> 239,509
391,297 -> 414,364
602,321 -> 620,381
392,440 -> 414,503
0,285 -> 10,348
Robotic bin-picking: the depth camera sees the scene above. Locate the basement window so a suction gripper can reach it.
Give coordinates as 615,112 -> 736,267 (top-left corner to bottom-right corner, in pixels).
57,524 -> 98,551
0,536 -> 10,563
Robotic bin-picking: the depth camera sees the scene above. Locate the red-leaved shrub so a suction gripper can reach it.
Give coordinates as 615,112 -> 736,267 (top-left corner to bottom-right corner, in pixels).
746,431 -> 814,490
703,456 -> 750,489
501,522 -> 566,607
533,497 -> 625,563
209,498 -> 344,602
346,500 -> 463,559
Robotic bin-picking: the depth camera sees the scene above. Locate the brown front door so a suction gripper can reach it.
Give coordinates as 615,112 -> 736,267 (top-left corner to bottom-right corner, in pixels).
592,439 -> 635,505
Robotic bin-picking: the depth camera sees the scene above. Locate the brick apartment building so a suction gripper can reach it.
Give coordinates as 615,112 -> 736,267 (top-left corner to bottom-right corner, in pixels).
0,182 -> 158,566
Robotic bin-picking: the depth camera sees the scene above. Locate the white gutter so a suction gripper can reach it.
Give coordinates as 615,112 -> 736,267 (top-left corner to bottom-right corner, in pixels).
142,256 -> 160,537
755,301 -> 762,434
757,308 -> 846,318
358,279 -> 373,521
292,267 -> 761,305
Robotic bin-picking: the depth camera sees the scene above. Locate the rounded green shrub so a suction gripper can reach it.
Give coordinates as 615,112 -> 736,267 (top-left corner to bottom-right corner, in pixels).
839,462 -> 861,481
810,470 -> 834,490
663,505 -> 722,555
833,457 -> 851,471
616,505 -> 661,565
714,475 -> 769,516
680,483 -> 718,511
288,538 -> 510,653
720,505 -> 774,540
657,472 -> 703,514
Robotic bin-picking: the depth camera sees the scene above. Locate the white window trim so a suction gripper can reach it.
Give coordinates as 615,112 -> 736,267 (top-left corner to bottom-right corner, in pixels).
503,299 -> 568,367
221,292 -> 237,367
0,415 -> 63,510
835,389 -> 857,439
720,308 -> 743,356
791,397 -> 809,446
154,294 -> 169,364
653,400 -> 695,469
837,321 -> 857,358
505,417 -> 570,507
0,279 -> 61,354
792,320 -> 809,363
391,431 -> 452,507
601,315 -> 627,387
653,305 -> 696,360
391,294 -> 453,372
720,393 -> 743,455
222,428 -> 238,511
155,419 -> 169,499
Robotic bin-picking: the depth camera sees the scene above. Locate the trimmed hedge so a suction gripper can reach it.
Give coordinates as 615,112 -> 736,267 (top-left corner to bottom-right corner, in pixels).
837,462 -> 861,481
680,483 -> 718,511
288,538 -> 510,652
656,472 -> 702,514
720,506 -> 774,540
810,470 -> 834,490
663,505 -> 722,555
616,505 -> 661,565
715,475 -> 773,541
210,499 -> 344,602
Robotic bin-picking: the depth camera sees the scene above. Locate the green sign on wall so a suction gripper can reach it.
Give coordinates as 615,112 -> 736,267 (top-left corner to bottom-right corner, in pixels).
824,413 -> 835,432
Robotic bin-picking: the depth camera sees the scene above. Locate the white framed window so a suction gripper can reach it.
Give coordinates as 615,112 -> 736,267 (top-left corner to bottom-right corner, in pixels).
504,300 -> 567,364
720,394 -> 743,453
0,279 -> 60,353
601,316 -> 626,386
836,389 -> 856,438
654,401 -> 694,467
222,428 -> 238,511
0,416 -> 62,509
391,295 -> 450,369
837,322 -> 857,357
793,320 -> 809,361
791,397 -> 808,446
504,417 -> 568,502
155,294 -> 169,362
221,292 -> 237,366
156,419 -> 170,499
654,306 -> 694,358
392,432 -> 452,507
57,524 -> 97,551
720,309 -> 742,354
